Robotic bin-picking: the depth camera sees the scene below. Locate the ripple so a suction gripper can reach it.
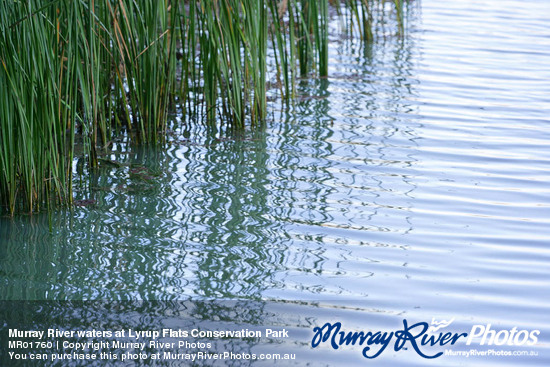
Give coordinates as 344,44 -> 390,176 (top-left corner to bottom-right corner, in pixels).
1,0 -> 549,364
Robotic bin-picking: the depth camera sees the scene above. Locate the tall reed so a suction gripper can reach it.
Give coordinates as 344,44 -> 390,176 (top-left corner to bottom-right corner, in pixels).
1,0 -> 406,214
0,1 -> 77,214
109,0 -> 179,143
188,0 -> 268,128
0,0 -> 178,214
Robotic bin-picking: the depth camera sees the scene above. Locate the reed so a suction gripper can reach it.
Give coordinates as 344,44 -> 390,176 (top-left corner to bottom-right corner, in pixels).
185,0 -> 268,128
1,0 -> 405,214
0,1 -> 76,214
109,0 -> 179,143
0,0 -> 178,214
344,0 -> 374,42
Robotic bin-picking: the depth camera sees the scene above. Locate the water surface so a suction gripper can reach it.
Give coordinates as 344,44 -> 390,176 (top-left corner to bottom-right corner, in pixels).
1,0 -> 549,365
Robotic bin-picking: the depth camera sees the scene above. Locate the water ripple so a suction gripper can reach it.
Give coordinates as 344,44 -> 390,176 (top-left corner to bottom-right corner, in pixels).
1,0 -> 549,364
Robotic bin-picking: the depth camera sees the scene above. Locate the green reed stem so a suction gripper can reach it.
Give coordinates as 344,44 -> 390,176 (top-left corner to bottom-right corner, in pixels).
1,0 -> 404,214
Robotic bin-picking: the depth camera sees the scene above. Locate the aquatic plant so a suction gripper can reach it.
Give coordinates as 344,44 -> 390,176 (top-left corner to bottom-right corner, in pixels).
0,1 -> 76,214
0,0 -> 178,214
0,0 -> 405,215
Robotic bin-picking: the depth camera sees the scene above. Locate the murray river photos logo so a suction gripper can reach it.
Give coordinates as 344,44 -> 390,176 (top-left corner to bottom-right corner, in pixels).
310,318 -> 540,359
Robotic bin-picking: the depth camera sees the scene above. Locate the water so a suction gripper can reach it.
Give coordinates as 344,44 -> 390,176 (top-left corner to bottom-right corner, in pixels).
1,0 -> 549,365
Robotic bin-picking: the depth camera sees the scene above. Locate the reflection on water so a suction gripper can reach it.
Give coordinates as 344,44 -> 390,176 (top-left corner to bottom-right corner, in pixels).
0,136 -> 279,300
1,0 -> 549,365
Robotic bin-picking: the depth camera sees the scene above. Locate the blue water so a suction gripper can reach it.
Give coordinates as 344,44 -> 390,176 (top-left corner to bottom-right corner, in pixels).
1,0 -> 549,365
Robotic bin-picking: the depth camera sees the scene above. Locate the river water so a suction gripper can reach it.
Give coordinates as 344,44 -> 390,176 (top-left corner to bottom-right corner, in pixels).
1,0 -> 549,365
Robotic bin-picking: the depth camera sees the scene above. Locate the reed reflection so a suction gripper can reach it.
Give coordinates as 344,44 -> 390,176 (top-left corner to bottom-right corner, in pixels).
176,128 -> 280,299
264,7 -> 420,297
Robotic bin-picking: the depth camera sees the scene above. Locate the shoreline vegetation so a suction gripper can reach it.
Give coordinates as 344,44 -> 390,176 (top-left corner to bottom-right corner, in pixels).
0,0 -> 406,215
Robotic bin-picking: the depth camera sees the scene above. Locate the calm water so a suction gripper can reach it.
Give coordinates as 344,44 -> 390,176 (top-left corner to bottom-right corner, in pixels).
1,0 -> 549,365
